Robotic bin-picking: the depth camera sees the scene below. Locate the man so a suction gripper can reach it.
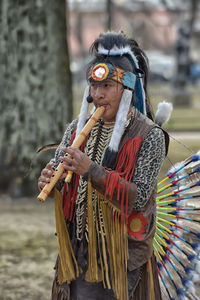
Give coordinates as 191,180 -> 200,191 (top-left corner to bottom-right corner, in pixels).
38,31 -> 169,300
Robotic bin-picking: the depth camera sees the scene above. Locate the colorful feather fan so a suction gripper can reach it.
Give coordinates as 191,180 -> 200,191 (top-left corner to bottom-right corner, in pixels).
155,151 -> 200,300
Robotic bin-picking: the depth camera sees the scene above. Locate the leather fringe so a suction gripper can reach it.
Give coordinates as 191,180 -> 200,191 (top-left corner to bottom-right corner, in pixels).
148,259 -> 155,300
86,182 -> 129,300
53,185 -> 129,300
104,136 -> 143,221
129,255 -> 162,300
54,189 -> 79,284
85,181 -> 102,282
51,273 -> 70,300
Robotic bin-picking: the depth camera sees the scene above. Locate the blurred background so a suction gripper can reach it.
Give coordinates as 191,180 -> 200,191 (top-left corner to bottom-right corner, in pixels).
0,0 -> 200,299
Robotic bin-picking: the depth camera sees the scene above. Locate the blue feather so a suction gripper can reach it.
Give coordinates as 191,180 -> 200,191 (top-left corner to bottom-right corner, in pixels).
162,246 -> 168,253
191,243 -> 200,251
191,154 -> 200,162
157,261 -> 163,270
161,254 -> 167,263
165,239 -> 171,245
196,166 -> 200,172
176,287 -> 185,297
170,211 -> 179,216
171,202 -> 178,207
187,254 -> 197,263
184,266 -> 194,277
181,277 -> 190,288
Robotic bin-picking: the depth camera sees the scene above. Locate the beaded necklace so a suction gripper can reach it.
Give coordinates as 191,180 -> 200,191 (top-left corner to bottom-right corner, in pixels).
75,120 -> 114,241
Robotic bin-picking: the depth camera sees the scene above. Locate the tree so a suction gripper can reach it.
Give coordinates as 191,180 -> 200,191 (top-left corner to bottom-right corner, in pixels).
106,0 -> 113,31
0,0 -> 72,196
161,0 -> 199,106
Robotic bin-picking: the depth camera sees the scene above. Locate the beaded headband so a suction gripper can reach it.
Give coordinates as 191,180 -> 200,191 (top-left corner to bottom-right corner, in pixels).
90,63 -> 137,90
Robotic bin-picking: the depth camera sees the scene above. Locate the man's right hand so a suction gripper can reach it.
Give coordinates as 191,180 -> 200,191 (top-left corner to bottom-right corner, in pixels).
38,162 -> 54,191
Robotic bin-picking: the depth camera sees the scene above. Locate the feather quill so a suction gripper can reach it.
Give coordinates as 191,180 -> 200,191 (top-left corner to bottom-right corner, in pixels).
36,143 -> 59,153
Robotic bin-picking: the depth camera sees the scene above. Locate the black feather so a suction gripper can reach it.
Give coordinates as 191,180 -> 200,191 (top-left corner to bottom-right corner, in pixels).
102,147 -> 118,169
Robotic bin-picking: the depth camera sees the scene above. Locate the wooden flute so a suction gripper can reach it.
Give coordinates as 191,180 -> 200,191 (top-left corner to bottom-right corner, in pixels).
37,106 -> 105,202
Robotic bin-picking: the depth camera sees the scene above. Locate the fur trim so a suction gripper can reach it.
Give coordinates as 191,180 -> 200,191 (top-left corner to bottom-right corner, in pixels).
155,101 -> 173,126
98,45 -> 132,56
108,89 -> 132,152
75,85 -> 90,138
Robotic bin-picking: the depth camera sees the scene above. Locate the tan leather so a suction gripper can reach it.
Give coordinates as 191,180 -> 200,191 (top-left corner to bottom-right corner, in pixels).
51,273 -> 70,300
127,190 -> 157,270
89,162 -> 157,270
88,115 -> 169,272
89,162 -> 137,214
129,255 -> 162,300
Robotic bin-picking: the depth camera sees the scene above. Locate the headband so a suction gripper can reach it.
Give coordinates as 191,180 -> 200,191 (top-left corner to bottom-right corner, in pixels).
90,63 -> 137,90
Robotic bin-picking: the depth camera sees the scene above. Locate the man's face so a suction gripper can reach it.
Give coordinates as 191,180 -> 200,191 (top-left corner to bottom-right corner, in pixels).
90,79 -> 123,123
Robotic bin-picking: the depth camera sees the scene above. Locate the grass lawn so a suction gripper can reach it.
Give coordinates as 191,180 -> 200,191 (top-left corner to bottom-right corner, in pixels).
159,138 -> 200,180
164,108 -> 200,131
0,198 -> 56,300
149,83 -> 200,132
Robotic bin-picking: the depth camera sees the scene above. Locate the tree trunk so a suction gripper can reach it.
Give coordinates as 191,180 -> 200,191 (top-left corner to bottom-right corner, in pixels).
173,0 -> 198,106
106,0 -> 113,31
0,0 -> 72,196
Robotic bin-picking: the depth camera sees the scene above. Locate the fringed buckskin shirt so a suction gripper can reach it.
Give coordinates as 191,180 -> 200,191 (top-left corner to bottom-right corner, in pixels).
51,108 -> 169,300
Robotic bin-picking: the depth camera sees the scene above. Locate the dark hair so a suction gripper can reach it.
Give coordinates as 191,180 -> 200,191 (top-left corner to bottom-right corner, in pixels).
87,31 -> 154,121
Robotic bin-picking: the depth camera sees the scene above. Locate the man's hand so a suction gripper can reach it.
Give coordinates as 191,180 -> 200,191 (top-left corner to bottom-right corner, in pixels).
59,147 -> 92,176
38,162 -> 54,191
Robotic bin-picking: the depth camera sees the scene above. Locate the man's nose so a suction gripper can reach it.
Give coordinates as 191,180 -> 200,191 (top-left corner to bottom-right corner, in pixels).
95,86 -> 104,99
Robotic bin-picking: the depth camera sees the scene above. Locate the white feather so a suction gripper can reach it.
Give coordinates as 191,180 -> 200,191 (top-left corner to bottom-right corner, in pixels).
187,281 -> 195,294
179,294 -> 187,300
175,229 -> 183,237
191,273 -> 199,283
196,260 -> 200,273
178,200 -> 187,207
176,240 -> 183,247
98,45 -> 132,56
155,101 -> 173,126
175,219 -> 184,226
108,89 -> 132,151
75,85 -> 90,138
